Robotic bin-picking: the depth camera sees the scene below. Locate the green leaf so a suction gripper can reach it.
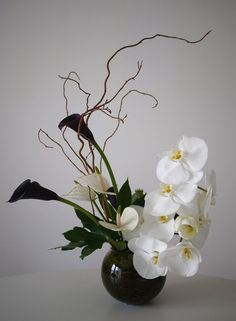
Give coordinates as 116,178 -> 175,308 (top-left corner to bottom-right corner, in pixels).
75,208 -> 100,232
61,241 -> 85,251
80,245 -> 101,259
63,227 -> 105,244
118,179 -> 132,211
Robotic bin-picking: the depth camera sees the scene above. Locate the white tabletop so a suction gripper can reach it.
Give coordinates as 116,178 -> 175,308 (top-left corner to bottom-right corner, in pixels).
0,269 -> 235,321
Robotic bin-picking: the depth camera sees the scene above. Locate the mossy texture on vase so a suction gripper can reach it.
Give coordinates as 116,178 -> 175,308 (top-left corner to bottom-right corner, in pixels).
101,249 -> 166,305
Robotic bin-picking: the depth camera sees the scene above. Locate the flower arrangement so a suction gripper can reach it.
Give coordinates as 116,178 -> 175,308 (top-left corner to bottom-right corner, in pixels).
8,31 -> 215,281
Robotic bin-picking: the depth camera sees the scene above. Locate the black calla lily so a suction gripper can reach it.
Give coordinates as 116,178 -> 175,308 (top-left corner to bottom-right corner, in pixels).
8,179 -> 59,202
58,113 -> 94,142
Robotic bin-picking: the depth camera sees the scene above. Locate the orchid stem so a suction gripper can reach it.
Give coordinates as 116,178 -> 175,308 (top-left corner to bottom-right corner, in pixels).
198,186 -> 207,193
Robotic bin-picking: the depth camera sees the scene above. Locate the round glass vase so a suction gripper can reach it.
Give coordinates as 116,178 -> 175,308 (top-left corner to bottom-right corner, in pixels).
101,248 -> 166,305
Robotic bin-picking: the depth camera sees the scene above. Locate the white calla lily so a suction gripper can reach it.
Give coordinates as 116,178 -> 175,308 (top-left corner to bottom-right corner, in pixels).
163,241 -> 201,277
122,205 -> 145,241
77,172 -> 114,194
99,207 -> 139,232
62,182 -> 96,201
128,236 -> 168,279
156,136 -> 208,185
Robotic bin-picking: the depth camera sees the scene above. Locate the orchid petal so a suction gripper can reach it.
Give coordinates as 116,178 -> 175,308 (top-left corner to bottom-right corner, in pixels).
163,242 -> 201,277
145,190 -> 180,216
156,156 -> 190,185
191,221 -> 210,249
175,216 -> 198,240
179,136 -> 208,172
141,216 -> 175,242
134,235 -> 167,253
174,183 -> 197,204
187,171 -> 203,184
133,250 -> 167,279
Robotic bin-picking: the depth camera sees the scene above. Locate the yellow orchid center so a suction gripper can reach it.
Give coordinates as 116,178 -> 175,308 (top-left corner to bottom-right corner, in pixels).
171,149 -> 183,161
181,224 -> 197,238
161,184 -> 173,196
152,253 -> 159,265
182,247 -> 192,260
159,215 -> 169,224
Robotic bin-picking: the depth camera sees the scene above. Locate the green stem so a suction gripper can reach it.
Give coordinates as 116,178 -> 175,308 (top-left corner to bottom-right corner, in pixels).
93,199 -> 106,220
93,140 -> 119,195
59,197 -> 99,225
59,197 -> 125,251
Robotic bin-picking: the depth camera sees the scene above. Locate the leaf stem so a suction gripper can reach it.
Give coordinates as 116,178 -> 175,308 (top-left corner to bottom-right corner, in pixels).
93,140 -> 119,195
58,197 -> 98,225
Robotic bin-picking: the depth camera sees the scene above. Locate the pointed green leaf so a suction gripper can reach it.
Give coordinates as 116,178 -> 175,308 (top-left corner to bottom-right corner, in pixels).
80,245 -> 102,259
118,179 -> 132,211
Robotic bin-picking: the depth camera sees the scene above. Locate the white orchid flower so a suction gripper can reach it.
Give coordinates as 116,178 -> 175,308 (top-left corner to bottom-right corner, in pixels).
174,216 -> 199,240
177,186 -> 212,248
162,241 -> 201,277
140,214 -> 175,243
62,182 -> 96,201
77,172 -> 114,194
123,205 -> 175,243
144,182 -> 197,216
99,207 -> 139,232
128,236 -> 168,279
156,136 -> 208,185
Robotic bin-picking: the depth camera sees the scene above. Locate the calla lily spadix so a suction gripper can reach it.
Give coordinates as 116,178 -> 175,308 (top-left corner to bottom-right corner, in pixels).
128,236 -> 168,279
156,136 -> 208,185
99,207 -> 139,232
162,241 -> 201,277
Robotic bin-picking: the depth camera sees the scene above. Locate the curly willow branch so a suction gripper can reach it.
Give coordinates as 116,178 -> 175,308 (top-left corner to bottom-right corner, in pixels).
38,129 -> 86,175
94,30 -> 212,108
99,89 -> 159,170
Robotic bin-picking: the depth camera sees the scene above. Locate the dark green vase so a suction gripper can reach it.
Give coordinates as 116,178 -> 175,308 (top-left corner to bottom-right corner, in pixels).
101,248 -> 166,305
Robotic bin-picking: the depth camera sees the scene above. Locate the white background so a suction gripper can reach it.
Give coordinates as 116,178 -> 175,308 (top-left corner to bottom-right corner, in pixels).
1,0 -> 236,279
